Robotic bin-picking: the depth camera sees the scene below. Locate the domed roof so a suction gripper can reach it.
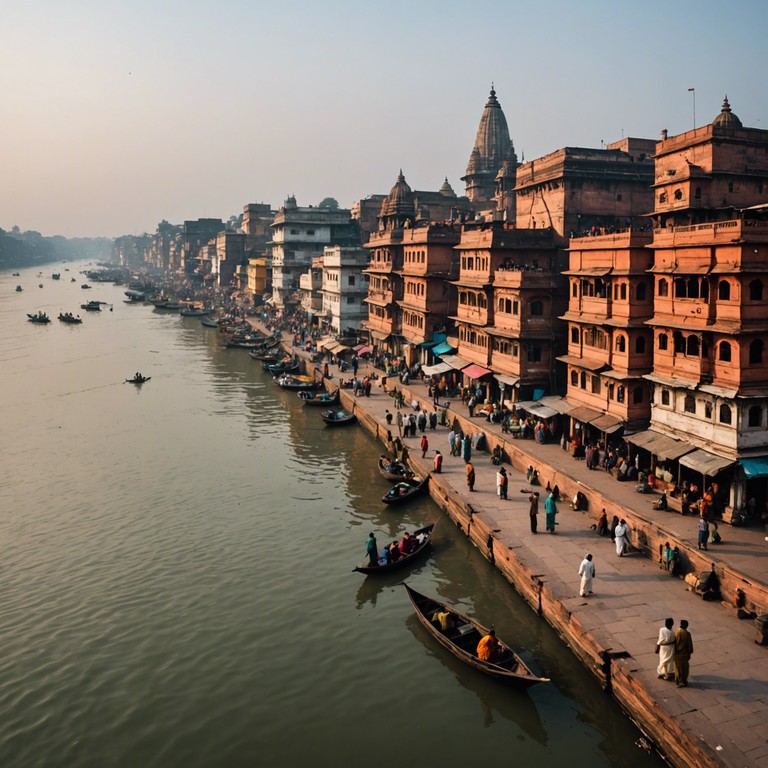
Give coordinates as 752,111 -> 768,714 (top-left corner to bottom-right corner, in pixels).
466,87 -> 512,175
380,170 -> 414,218
712,96 -> 742,128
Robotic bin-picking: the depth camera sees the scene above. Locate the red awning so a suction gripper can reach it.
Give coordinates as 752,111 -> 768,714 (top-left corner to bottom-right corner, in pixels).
462,363 -> 493,379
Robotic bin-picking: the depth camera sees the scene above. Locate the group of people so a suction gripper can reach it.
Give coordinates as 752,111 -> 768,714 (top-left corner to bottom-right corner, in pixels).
366,530 -> 424,567
656,618 -> 695,687
594,511 -> 630,556
396,408 -> 439,438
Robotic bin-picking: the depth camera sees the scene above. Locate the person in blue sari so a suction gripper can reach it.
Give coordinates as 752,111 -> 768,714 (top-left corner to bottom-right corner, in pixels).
545,491 -> 558,532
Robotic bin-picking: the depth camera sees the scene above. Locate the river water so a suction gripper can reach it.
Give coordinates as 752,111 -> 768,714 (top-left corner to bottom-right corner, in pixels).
0,262 -> 665,768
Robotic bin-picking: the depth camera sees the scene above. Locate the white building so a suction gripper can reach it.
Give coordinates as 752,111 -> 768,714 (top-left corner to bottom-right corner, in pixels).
321,245 -> 369,333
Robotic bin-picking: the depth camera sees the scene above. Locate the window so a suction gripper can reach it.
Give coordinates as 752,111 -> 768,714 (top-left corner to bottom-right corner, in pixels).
616,193 -> 623,202
530,300 -> 544,316
347,296 -> 356,304
512,343 -> 519,357
718,280 -> 730,301
571,327 -> 579,344
684,394 -> 696,413
570,370 -> 578,386
617,386 -> 625,403
658,333 -> 668,351
513,301 -> 519,315
348,276 -> 355,286
633,386 -> 644,404
750,280 -> 764,301
719,342 -> 732,362
527,344 -> 542,362
705,402 -> 713,419
580,371 -> 587,388
658,279 -> 669,297
572,281 -> 578,297
659,193 -> 667,203
635,336 -> 646,354
591,376 -> 601,394
719,404 -> 732,424
636,282 -> 647,301
661,389 -> 670,406
694,186 -> 701,199
750,339 -> 764,364
674,189 -> 683,200
616,334 -> 626,352
673,332 -> 685,353
620,283 -> 627,301
727,182 -> 734,193
749,405 -> 762,427
686,336 -> 699,356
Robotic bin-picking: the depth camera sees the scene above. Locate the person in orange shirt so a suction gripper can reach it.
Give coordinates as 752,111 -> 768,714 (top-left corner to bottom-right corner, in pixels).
477,629 -> 501,661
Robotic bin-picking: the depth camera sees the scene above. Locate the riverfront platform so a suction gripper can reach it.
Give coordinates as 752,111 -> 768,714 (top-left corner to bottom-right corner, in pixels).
252,322 -> 768,768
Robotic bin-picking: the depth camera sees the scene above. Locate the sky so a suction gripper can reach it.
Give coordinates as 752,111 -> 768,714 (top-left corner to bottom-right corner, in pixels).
2,0 -> 768,239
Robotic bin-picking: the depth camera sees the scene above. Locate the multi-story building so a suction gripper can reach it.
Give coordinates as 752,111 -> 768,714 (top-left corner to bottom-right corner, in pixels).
321,245 -> 369,334
270,196 -> 359,311
181,219 -> 225,274
214,231 -> 246,288
639,99 -> 768,517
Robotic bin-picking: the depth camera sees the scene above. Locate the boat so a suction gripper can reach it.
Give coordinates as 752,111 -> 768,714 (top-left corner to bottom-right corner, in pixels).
52,273 -> 61,280
124,290 -> 145,302
353,523 -> 436,575
320,409 -> 357,426
81,284 -> 91,289
298,390 -> 339,406
275,374 -> 319,390
12,272 -> 19,276
378,455 -> 414,482
226,338 -> 264,350
264,357 -> 300,374
381,476 -> 429,505
403,584 -> 549,687
81,301 -> 102,311
180,308 -> 209,317
71,278 -> 76,282
27,312 -> 51,324
125,375 -> 151,384
15,285 -> 22,292
58,313 -> 83,324
201,318 -> 220,328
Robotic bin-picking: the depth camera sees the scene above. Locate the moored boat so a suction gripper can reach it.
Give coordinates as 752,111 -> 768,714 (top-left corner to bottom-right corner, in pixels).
81,301 -> 102,311
381,475 -> 429,505
403,584 -> 549,687
378,455 -> 414,482
275,374 -> 319,390
201,317 -> 220,328
180,308 -> 209,317
52,273 -> 61,280
320,409 -> 357,426
27,312 -> 51,324
353,523 -> 436,575
264,357 -> 300,374
81,284 -> 91,289
58,313 -> 83,324
298,390 -> 339,406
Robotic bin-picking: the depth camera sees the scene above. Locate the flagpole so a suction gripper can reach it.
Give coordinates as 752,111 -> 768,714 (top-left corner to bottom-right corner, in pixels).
688,88 -> 696,129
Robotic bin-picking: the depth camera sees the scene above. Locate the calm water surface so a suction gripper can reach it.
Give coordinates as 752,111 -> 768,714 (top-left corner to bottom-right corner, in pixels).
0,263 -> 665,768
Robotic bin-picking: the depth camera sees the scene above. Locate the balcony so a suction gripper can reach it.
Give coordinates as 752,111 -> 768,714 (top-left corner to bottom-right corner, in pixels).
299,273 -> 322,291
493,269 -> 556,289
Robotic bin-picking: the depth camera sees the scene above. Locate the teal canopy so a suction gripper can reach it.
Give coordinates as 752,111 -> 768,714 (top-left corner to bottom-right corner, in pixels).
432,341 -> 455,356
741,457 -> 768,478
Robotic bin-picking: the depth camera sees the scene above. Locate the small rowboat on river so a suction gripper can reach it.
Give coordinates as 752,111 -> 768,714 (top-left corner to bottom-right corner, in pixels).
125,375 -> 151,384
298,390 -> 339,406
381,475 -> 429,505
320,409 -> 357,426
275,374 -> 318,390
377,455 -> 414,482
27,312 -> 51,323
353,523 -> 436,575
403,584 -> 549,688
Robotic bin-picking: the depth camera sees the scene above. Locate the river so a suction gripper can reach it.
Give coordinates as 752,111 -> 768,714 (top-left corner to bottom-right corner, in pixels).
0,261 -> 665,768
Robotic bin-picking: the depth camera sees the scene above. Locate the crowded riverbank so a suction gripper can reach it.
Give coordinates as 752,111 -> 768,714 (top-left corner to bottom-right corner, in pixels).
248,315 -> 768,768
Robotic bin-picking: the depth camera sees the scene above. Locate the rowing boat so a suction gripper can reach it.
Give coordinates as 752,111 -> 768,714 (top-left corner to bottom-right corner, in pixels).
377,455 -> 413,482
403,584 -> 549,687
381,475 -> 428,505
353,523 -> 436,574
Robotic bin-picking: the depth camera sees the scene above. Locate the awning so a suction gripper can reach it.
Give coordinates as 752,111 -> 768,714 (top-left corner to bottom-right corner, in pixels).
494,374 -> 520,388
536,396 -> 574,414
419,340 -> 439,348
354,344 -> 371,354
516,402 -> 558,419
369,330 -> 390,342
741,457 -> 768,478
557,355 -> 607,372
679,449 -> 735,476
462,363 -> 493,379
440,354 -> 472,371
316,337 -> 335,351
626,429 -> 693,461
590,414 -> 624,434
422,361 -> 453,376
563,266 -> 613,276
567,405 -> 603,424
431,341 -> 456,356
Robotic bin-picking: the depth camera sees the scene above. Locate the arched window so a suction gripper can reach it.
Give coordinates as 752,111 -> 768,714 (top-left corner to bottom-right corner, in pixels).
719,404 -> 732,425
530,300 -> 543,316
674,278 -> 686,297
635,336 -> 646,354
617,386 -> 625,403
750,339 -> 764,364
718,280 -> 730,301
674,332 -> 685,353
687,335 -> 700,356
749,405 -> 762,427
661,389 -> 670,406
684,394 -> 696,413
632,386 -> 644,404
719,342 -> 732,362
658,333 -> 668,351
687,277 -> 700,299
750,280 -> 764,301
658,279 -> 669,297
570,370 -> 578,386
636,282 -> 647,301
616,334 -> 626,352
674,189 -> 683,200
571,326 -> 579,343
580,371 -> 587,388
620,283 -> 627,300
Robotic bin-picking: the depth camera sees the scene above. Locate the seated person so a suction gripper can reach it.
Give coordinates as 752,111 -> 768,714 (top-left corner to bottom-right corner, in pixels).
431,609 -> 454,632
477,629 -> 501,661
398,532 -> 417,555
388,542 -> 401,562
655,493 -> 668,511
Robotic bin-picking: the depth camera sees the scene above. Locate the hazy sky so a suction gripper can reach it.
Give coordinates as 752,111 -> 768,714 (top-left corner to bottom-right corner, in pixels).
2,0 -> 767,238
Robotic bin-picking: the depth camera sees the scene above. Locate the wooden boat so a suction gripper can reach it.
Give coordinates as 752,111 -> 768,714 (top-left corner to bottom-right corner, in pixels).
81,301 -> 102,311
298,390 -> 339,406
320,409 -> 357,426
226,339 -> 263,350
16,285 -> 22,292
265,358 -> 300,374
58,313 -> 82,324
353,523 -> 436,575
275,374 -> 318,390
381,475 -> 429,505
378,456 -> 414,482
81,284 -> 91,289
201,317 -> 220,328
180,308 -> 209,317
52,273 -> 61,280
124,290 -> 145,302
27,312 -> 51,324
125,375 -> 151,384
403,584 -> 549,687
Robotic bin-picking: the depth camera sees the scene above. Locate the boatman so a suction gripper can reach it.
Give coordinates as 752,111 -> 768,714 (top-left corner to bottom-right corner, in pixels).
477,629 -> 501,661
366,532 -> 379,567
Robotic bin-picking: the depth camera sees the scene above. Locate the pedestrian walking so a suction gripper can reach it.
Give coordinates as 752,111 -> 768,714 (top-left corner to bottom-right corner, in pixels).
656,618 -> 676,680
578,553 -> 596,596
420,434 -> 429,458
529,492 -> 540,533
674,620 -> 694,687
429,410 -> 438,430
614,518 -> 628,556
467,395 -> 476,417
462,435 -> 472,462
396,410 -> 403,438
466,461 -> 475,492
496,467 -> 508,499
433,450 -> 443,473
448,429 -> 456,455
545,490 -> 558,532
697,512 -> 709,551
417,411 -> 427,433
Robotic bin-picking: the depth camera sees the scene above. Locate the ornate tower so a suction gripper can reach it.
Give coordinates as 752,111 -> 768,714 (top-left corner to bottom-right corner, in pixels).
461,87 -> 517,210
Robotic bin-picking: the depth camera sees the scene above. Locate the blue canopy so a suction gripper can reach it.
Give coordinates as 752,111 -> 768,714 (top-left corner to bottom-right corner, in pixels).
741,457 -> 768,478
432,341 -> 455,356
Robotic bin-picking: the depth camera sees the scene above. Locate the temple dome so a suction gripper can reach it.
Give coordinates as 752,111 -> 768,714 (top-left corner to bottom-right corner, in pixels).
439,177 -> 456,197
380,170 -> 414,218
466,87 -> 513,175
712,96 -> 742,129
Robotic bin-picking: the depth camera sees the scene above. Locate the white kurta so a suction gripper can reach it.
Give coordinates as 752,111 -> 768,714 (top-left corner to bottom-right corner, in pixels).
614,523 -> 627,555
578,558 -> 595,596
657,626 -> 675,676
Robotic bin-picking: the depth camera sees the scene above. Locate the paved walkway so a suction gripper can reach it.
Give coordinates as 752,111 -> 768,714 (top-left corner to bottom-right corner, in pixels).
256,325 -> 768,768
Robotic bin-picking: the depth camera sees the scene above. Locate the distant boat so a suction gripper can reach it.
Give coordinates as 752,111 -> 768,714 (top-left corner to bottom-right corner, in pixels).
81,284 -> 91,289
201,318 -> 220,328
179,308 -> 209,317
27,312 -> 51,324
58,313 -> 82,324
125,375 -> 151,384
52,273 -> 61,280
320,409 -> 357,427
81,301 -> 102,311
15,285 -> 23,292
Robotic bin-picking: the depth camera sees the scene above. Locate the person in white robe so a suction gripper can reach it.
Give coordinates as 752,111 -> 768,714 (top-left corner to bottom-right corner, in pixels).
614,519 -> 628,556
656,618 -> 676,679
578,554 -> 596,596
